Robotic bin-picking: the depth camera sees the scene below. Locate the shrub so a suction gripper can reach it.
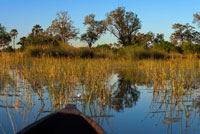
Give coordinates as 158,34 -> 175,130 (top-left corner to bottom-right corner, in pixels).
181,42 -> 200,54
121,45 -> 167,59
154,41 -> 182,53
96,44 -> 111,50
79,47 -> 94,58
2,46 -> 14,52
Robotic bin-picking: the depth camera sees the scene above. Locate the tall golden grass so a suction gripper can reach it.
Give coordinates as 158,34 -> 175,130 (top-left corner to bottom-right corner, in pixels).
0,52 -> 200,133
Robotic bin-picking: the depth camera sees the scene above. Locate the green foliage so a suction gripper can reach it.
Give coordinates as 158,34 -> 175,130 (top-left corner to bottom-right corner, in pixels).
24,43 -> 96,58
181,42 -> 200,54
0,24 -> 11,48
5,9 -> 200,59
10,29 -> 18,49
120,45 -> 167,59
96,44 -> 111,50
193,13 -> 200,28
17,37 -> 27,50
47,11 -> 79,43
154,41 -> 182,53
81,14 -> 106,48
23,43 -> 115,58
170,23 -> 200,45
78,47 -> 94,58
132,32 -> 154,48
1,46 -> 14,52
94,45 -> 114,58
105,7 -> 141,47
132,32 -> 164,48
32,25 -> 43,36
22,32 -> 58,48
24,43 -> 77,57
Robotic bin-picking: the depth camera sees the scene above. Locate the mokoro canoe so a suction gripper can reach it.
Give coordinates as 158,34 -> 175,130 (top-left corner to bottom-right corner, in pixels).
17,104 -> 106,134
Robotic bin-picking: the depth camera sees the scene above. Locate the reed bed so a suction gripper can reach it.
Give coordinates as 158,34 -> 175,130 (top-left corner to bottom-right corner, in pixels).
0,53 -> 200,133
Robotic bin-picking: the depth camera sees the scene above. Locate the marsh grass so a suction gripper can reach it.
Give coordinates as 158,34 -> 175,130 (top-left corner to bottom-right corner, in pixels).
0,52 -> 200,133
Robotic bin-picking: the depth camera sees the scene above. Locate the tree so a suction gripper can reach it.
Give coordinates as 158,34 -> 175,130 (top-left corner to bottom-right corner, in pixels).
10,29 -> 18,50
23,25 -> 57,46
193,13 -> 200,28
192,31 -> 200,44
154,33 -> 164,44
48,11 -> 79,43
132,32 -> 155,48
111,72 -> 140,112
17,37 -> 27,49
105,7 -> 141,47
32,25 -> 43,37
144,32 -> 154,47
193,13 -> 200,44
170,23 -> 196,45
0,24 -> 11,48
81,14 -> 106,48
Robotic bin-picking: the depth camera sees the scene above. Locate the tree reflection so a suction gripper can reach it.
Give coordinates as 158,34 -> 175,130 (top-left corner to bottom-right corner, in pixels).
111,74 -> 140,112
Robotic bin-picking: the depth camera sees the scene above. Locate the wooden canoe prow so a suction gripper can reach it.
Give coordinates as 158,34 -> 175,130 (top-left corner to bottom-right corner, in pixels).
17,104 -> 106,134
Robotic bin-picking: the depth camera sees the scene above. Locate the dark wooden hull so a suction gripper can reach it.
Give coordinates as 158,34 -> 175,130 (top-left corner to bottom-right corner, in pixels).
17,104 -> 106,134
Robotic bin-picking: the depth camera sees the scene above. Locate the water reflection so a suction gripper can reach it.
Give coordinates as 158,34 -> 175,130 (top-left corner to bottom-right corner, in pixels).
0,64 -> 200,134
111,74 -> 140,112
149,86 -> 200,134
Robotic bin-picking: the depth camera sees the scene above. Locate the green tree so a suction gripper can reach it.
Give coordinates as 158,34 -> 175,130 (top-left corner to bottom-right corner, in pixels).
193,13 -> 200,44
144,32 -> 154,47
10,29 -> 18,50
132,32 -> 156,48
81,14 -> 106,48
170,23 -> 196,45
32,25 -> 43,37
17,37 -> 27,49
24,25 -> 56,46
48,11 -> 79,43
0,24 -> 11,48
105,7 -> 141,47
193,13 -> 200,28
192,31 -> 200,44
154,33 -> 164,44
154,41 -> 182,53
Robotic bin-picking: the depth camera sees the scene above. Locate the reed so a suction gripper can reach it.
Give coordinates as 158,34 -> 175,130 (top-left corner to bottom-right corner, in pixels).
0,52 -> 200,133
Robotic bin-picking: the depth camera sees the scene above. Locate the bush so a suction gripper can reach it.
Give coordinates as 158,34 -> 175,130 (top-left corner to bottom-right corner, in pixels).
154,41 -> 182,53
120,45 -> 167,59
96,44 -> 111,50
23,43 -> 96,58
79,47 -> 94,58
24,43 -> 76,57
181,42 -> 200,54
1,46 -> 14,52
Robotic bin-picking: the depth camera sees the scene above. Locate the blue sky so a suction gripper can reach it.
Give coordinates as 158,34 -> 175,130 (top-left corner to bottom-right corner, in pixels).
1,0 -> 200,47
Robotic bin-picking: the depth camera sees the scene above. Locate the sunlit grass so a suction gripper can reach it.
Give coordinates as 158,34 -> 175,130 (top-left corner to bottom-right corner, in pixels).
0,52 -> 200,133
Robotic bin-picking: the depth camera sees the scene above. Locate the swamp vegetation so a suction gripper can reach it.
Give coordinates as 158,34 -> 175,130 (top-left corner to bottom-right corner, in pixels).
1,6 -> 200,134
0,53 -> 200,133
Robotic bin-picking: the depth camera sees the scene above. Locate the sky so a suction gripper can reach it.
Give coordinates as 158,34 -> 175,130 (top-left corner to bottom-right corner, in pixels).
1,0 -> 200,47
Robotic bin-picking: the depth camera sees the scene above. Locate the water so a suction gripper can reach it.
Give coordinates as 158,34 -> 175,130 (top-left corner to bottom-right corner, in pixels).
0,70 -> 200,134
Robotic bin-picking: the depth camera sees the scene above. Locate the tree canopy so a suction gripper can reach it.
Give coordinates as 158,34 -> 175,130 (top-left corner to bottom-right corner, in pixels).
81,14 -> 106,48
193,13 -> 200,28
10,29 -> 18,49
0,24 -> 11,48
170,23 -> 200,45
48,11 -> 79,43
32,25 -> 43,37
105,7 -> 141,47
132,32 -> 164,48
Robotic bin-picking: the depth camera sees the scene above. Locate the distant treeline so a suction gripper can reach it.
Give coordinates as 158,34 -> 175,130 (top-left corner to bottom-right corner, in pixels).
1,7 -> 200,59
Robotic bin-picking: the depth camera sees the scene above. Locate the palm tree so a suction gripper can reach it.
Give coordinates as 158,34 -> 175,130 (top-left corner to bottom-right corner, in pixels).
0,24 -> 11,48
10,29 -> 18,50
32,25 -> 43,37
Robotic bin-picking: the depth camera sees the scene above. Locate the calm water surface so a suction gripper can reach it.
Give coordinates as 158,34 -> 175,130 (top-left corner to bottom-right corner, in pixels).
0,70 -> 200,134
